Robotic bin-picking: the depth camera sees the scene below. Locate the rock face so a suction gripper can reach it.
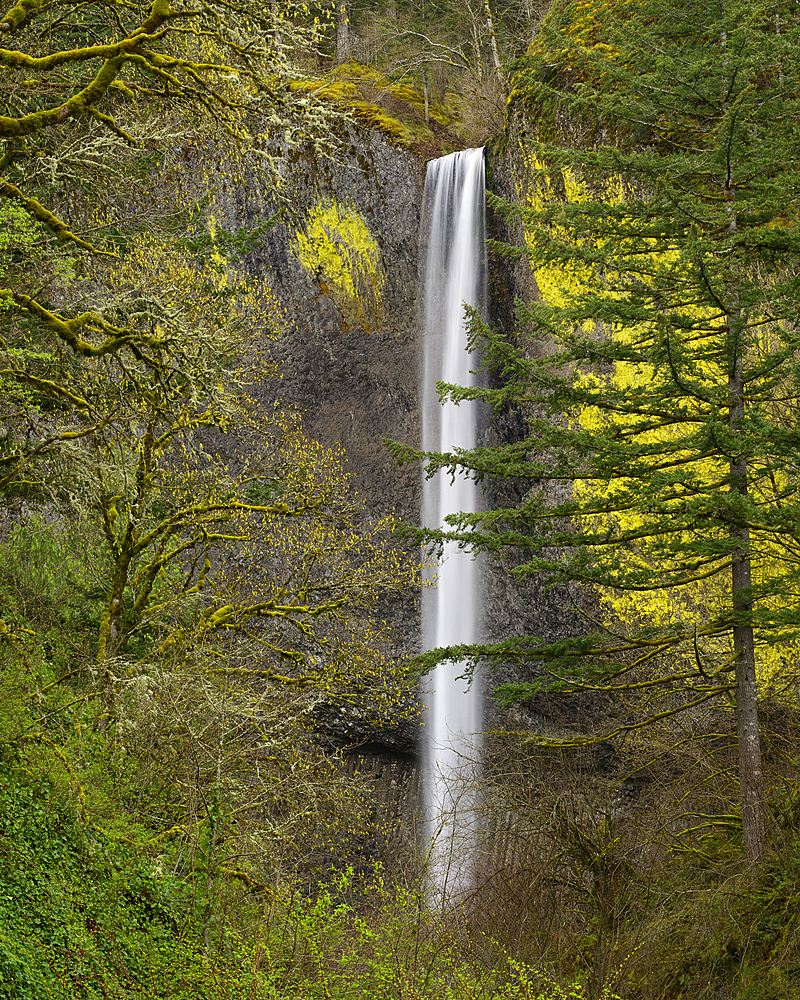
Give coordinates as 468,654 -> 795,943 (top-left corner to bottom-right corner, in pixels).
210,122 -> 582,733
206,126 -> 425,764
233,128 -> 423,526
203,120 -> 590,849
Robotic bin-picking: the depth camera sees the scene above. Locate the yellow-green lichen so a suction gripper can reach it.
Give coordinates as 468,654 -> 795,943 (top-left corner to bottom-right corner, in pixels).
520,152 -> 800,693
530,0 -> 633,58
295,201 -> 385,332
334,62 -> 452,128
291,78 -> 410,146
517,151 -> 602,321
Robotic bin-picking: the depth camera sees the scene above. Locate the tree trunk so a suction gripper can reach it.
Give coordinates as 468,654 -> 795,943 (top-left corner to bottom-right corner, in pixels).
727,279 -> 767,863
483,0 -> 507,96
468,7 -> 486,82
336,1 -> 351,64
718,29 -> 766,863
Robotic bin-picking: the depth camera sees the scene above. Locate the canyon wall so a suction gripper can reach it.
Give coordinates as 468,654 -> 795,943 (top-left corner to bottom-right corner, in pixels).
202,118 -> 583,739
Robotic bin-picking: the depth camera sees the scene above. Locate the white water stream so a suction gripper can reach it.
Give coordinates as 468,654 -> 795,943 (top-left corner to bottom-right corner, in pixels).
420,148 -> 487,905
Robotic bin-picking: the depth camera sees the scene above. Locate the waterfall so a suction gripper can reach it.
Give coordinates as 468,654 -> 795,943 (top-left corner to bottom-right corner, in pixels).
420,147 -> 487,905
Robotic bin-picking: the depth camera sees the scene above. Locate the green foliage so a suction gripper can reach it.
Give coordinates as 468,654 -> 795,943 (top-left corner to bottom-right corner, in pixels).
0,762 -> 176,998
292,73 -> 419,146
253,865 -> 625,1000
0,201 -> 40,265
0,0 -> 349,495
0,516 -> 107,662
0,355 -> 421,979
0,0 -> 421,969
0,659 -> 797,1000
390,0 -> 800,862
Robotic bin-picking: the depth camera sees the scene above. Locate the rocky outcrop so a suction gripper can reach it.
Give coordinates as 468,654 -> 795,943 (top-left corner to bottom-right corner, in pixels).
231,128 -> 423,523
202,126 -> 425,759
203,114 -> 587,747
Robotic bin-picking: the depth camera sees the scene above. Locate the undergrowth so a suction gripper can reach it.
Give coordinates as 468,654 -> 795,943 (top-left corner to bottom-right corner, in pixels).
1,527 -> 800,998
2,716 -> 799,999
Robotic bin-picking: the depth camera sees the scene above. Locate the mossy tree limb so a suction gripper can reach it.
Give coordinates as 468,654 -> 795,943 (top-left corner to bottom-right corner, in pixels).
0,0 -> 341,435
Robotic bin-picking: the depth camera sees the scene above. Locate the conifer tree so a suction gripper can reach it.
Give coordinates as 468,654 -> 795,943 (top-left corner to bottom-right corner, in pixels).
394,0 -> 800,861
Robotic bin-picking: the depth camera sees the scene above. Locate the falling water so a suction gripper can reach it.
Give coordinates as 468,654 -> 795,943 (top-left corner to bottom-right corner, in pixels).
420,148 -> 487,905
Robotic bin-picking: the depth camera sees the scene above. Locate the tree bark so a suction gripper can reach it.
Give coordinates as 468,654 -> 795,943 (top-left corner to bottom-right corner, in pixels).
336,1 -> 351,64
727,265 -> 767,863
483,0 -> 507,96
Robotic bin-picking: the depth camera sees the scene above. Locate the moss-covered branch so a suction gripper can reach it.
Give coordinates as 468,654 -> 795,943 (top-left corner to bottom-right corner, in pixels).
1,181 -> 105,251
0,0 -> 45,34
0,56 -> 127,138
7,292 -> 159,358
0,368 -> 91,409
0,30 -> 169,72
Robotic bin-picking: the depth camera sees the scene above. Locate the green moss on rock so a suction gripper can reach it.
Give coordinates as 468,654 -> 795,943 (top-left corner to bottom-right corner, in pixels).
507,0 -> 634,145
291,62 -> 444,151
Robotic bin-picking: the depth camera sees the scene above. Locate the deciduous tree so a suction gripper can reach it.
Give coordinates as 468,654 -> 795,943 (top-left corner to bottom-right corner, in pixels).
0,0 -> 339,486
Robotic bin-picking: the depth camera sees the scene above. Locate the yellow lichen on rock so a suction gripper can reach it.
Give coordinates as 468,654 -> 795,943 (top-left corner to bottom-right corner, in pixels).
518,151 -> 612,325
520,153 -> 800,695
295,201 -> 385,332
